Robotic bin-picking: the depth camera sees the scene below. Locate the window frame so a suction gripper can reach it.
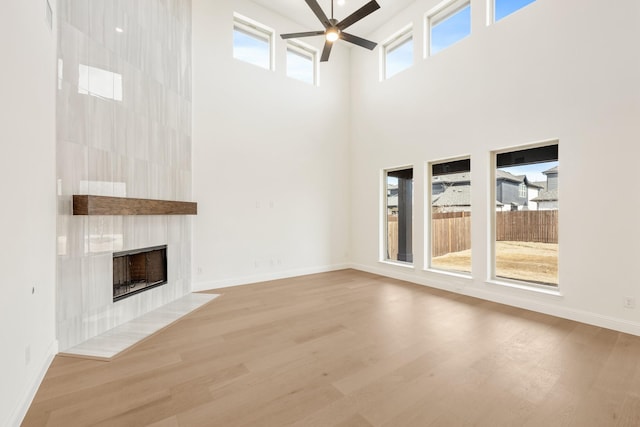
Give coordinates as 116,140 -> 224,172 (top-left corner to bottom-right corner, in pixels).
490,141 -> 560,292
425,0 -> 471,57
285,39 -> 319,86
380,24 -> 414,81
232,13 -> 275,71
381,166 -> 414,266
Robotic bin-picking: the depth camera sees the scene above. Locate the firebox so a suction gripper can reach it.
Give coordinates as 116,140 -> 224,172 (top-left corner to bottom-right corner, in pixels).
113,245 -> 167,302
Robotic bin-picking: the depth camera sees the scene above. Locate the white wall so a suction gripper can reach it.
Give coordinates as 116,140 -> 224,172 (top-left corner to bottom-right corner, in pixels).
192,0 -> 351,290
350,0 -> 640,333
0,1 -> 57,425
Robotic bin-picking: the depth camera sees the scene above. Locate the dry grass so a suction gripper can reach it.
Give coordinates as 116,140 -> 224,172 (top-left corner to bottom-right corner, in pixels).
431,241 -> 558,286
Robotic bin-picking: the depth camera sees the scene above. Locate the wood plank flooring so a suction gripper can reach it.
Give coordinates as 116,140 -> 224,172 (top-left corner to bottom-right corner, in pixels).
23,269 -> 640,426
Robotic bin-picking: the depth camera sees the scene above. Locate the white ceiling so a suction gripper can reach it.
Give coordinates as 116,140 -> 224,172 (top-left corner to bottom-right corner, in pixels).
250,0 -> 416,37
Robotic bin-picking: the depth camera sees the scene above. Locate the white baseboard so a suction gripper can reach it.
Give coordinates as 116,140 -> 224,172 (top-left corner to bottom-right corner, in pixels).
191,263 -> 351,292
350,263 -> 640,337
7,339 -> 58,427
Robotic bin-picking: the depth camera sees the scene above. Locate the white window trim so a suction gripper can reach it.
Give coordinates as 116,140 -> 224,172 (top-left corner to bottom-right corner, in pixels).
286,39 -> 319,86
233,12 -> 276,71
424,0 -> 471,58
380,24 -> 413,81
490,139 -> 560,292
381,165 -> 414,265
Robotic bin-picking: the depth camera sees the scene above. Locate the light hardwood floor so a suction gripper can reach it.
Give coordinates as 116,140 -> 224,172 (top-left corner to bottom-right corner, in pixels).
23,270 -> 640,426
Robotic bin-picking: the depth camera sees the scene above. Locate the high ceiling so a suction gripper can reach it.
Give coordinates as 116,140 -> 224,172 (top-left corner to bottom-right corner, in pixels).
250,0 -> 416,37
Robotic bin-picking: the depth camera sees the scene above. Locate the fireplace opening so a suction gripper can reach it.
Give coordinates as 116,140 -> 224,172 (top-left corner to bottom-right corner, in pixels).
113,245 -> 167,302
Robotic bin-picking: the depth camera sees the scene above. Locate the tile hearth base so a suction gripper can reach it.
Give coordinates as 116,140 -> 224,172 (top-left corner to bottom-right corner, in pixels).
59,293 -> 219,360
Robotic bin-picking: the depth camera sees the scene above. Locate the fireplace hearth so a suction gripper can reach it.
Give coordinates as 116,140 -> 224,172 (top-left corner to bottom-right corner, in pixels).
113,245 -> 167,302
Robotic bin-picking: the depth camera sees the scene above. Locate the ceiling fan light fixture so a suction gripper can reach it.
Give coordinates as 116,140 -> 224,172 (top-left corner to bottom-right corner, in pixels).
326,28 -> 340,42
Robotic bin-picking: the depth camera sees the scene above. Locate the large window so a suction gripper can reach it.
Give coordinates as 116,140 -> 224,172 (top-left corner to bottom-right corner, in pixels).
493,0 -> 536,23
427,0 -> 471,56
382,26 -> 413,80
430,158 -> 471,273
233,14 -> 274,70
286,41 -> 317,85
494,143 -> 558,286
385,167 -> 413,263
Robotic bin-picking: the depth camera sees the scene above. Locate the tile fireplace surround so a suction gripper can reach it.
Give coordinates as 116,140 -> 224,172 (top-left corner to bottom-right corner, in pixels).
56,0 -> 193,350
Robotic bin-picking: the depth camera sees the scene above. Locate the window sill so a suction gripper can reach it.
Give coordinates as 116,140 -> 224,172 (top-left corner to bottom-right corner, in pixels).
425,268 -> 472,280
379,260 -> 415,269
486,279 -> 563,297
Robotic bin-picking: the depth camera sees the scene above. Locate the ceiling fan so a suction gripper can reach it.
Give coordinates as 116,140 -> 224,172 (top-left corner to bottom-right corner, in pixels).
280,0 -> 381,62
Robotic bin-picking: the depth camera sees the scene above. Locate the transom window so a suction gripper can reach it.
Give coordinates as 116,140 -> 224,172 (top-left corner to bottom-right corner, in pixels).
286,41 -> 318,85
233,14 -> 274,70
492,0 -> 536,23
427,0 -> 471,56
382,26 -> 413,80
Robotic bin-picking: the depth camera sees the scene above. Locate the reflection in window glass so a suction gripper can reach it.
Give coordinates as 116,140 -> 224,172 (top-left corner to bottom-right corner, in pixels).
430,2 -> 471,56
430,159 -> 471,273
495,144 -> 558,286
385,168 -> 413,263
384,30 -> 413,79
494,0 -> 536,22
78,64 -> 123,101
233,16 -> 273,70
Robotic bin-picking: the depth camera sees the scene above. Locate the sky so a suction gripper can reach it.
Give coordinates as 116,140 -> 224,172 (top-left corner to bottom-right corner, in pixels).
500,161 -> 557,182
495,0 -> 536,21
430,5 -> 471,55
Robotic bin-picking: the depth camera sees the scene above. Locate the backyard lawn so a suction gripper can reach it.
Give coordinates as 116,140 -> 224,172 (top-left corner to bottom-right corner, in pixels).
431,241 -> 558,286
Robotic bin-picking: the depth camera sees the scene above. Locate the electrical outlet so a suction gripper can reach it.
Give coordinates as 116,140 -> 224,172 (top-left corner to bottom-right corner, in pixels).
624,297 -> 636,309
197,267 -> 203,275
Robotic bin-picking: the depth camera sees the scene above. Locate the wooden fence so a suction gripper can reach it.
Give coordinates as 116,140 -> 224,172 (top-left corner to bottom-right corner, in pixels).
495,210 -> 558,244
388,210 -> 558,259
431,212 -> 472,257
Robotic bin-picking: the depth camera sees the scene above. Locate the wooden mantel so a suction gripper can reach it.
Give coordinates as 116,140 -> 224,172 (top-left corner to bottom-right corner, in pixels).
73,195 -> 197,216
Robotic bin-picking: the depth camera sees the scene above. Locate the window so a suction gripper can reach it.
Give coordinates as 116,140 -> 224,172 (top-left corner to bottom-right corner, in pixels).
518,183 -> 527,198
382,26 -> 413,80
233,14 -> 274,70
492,0 -> 536,23
493,143 -> 559,286
430,158 -> 471,274
384,167 -> 413,263
286,41 -> 317,85
427,0 -> 471,56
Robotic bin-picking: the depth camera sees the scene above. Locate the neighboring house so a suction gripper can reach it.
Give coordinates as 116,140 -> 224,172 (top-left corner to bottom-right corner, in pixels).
432,172 -> 471,213
387,183 -> 398,215
431,172 -> 504,213
531,166 -> 559,210
496,170 -> 543,211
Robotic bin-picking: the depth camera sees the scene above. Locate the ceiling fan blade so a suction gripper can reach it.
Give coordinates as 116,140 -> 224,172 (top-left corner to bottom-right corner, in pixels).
305,0 -> 331,28
341,32 -> 377,50
280,30 -> 326,39
320,41 -> 333,62
337,0 -> 381,31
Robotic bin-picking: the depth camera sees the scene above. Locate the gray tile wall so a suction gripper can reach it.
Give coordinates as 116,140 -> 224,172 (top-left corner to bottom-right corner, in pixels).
56,0 -> 192,350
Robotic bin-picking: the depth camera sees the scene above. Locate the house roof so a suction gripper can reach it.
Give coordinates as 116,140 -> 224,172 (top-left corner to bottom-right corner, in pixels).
432,184 -> 503,207
431,172 -> 470,184
531,189 -> 558,202
432,185 -> 471,207
496,170 -> 527,183
543,166 -> 558,175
